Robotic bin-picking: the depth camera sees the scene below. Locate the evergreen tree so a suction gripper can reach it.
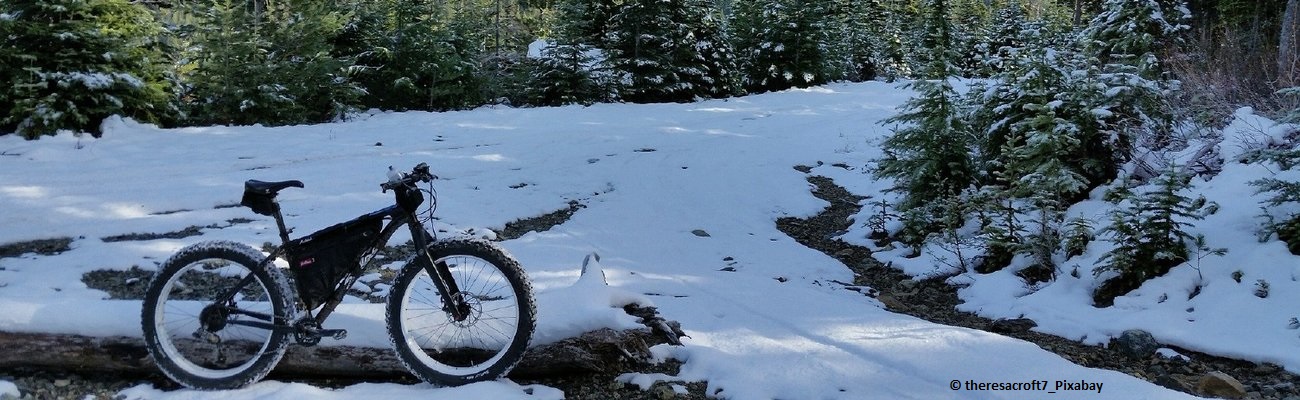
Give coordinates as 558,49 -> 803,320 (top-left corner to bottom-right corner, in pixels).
337,0 -> 482,111
992,50 -> 1092,201
874,0 -> 918,79
524,0 -> 613,105
872,0 -> 974,243
1094,169 -> 1215,305
182,0 -> 359,125
971,185 -> 1024,273
685,0 -> 742,99
731,0 -> 833,93
827,0 -> 887,81
1247,114 -> 1300,254
527,43 -> 605,105
948,0 -> 992,77
964,44 -> 1120,276
978,0 -> 1032,76
1080,0 -> 1189,150
605,0 -> 738,102
0,0 -> 174,138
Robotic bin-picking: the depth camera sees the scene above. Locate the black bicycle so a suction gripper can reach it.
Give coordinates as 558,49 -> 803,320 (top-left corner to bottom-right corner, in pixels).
140,163 -> 536,389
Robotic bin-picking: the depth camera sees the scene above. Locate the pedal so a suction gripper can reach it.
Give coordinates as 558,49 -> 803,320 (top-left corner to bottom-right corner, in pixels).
320,328 -> 348,340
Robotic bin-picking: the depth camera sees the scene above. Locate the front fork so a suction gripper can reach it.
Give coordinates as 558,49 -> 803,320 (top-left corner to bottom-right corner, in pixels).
406,216 -> 471,322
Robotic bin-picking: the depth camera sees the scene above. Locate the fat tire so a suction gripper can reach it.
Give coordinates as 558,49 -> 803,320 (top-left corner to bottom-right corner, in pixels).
141,240 -> 296,390
386,238 -> 536,386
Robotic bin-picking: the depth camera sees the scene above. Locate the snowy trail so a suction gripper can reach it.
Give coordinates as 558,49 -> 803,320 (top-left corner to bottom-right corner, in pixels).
0,83 -> 1197,399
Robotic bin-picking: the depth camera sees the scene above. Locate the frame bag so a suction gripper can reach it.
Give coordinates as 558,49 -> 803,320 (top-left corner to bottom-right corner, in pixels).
289,217 -> 382,309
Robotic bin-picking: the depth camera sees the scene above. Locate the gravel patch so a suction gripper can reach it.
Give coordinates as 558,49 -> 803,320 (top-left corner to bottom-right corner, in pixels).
496,201 -> 585,241
2,354 -> 705,399
777,170 -> 1300,400
0,238 -> 73,259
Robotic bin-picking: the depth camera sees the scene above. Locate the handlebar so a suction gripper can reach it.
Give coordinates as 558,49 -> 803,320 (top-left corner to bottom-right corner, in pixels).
381,162 -> 437,192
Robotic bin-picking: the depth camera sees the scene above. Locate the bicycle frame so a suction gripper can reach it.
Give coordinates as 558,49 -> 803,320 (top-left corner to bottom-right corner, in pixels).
209,188 -> 469,339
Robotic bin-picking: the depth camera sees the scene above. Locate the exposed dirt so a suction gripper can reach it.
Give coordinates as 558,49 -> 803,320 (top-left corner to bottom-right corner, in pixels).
776,169 -> 1300,400
0,361 -> 709,400
496,200 -> 586,241
0,237 -> 73,259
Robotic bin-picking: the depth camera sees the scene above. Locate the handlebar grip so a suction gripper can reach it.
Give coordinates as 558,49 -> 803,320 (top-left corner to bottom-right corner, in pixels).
380,163 -> 436,192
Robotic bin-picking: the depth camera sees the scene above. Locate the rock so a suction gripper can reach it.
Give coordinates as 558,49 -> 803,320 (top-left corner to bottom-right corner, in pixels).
876,294 -> 908,311
690,229 -> 710,237
1254,363 -> 1282,374
1158,374 -> 1197,392
1112,330 -> 1160,358
51,380 -> 69,388
988,318 -> 1038,334
1197,371 -> 1247,399
655,384 -> 676,400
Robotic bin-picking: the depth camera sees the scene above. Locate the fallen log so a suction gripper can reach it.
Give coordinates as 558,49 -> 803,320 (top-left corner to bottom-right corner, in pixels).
0,324 -> 672,379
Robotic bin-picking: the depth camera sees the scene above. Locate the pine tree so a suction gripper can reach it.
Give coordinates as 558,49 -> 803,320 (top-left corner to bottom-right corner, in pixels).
731,0 -> 832,93
605,0 -> 738,102
524,0 -> 612,105
336,0 -> 482,112
971,184 -> 1024,273
1094,169 -> 1215,305
1080,0 -> 1189,150
528,44 -> 605,106
182,0 -> 359,125
1247,122 -> 1300,254
874,1 -> 918,79
978,0 -> 1032,76
827,0 -> 887,81
948,0 -> 991,77
0,0 -> 174,138
964,44 -> 1121,277
684,0 -> 742,99
872,0 -> 974,243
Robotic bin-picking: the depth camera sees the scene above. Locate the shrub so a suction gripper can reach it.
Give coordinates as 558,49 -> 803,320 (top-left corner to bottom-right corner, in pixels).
1093,169 -> 1216,306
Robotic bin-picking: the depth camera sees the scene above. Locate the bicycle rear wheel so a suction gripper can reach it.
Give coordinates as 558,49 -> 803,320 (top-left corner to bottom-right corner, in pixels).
141,241 -> 295,389
386,239 -> 536,386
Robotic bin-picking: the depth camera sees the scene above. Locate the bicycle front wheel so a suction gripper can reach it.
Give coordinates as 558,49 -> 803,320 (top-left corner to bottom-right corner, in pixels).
386,239 -> 536,386
141,241 -> 295,390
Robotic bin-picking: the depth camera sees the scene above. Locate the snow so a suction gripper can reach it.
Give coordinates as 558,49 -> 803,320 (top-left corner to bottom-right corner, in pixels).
116,380 -> 563,400
849,99 -> 1300,374
0,380 -> 17,398
0,82 -> 1196,399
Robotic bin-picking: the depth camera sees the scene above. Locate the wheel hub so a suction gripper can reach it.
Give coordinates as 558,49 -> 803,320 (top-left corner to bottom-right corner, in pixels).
198,303 -> 230,333
449,292 -> 483,327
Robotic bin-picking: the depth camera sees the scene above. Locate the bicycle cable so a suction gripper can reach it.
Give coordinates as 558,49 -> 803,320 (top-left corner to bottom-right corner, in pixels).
418,179 -> 438,227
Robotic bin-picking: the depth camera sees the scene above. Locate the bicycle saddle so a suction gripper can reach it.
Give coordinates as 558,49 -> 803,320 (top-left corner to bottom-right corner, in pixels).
244,179 -> 304,195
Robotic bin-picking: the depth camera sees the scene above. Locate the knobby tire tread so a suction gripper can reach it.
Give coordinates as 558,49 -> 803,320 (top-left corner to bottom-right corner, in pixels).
385,238 -> 537,386
140,240 -> 296,390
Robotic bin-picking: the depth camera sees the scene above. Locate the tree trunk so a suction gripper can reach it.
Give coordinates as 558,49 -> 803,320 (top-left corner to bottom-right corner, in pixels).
1074,0 -> 1083,27
0,304 -> 685,379
1281,0 -> 1300,86
0,327 -> 668,379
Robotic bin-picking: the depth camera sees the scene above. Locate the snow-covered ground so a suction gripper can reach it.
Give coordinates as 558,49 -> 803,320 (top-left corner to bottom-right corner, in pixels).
845,106 -> 1300,375
0,81 -> 1238,399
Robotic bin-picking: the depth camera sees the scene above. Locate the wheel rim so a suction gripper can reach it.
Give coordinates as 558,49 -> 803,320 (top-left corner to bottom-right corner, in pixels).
152,258 -> 277,379
398,254 -> 523,377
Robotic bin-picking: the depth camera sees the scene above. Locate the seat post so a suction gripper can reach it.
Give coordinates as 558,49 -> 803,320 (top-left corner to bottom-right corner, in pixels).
271,203 -> 293,245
